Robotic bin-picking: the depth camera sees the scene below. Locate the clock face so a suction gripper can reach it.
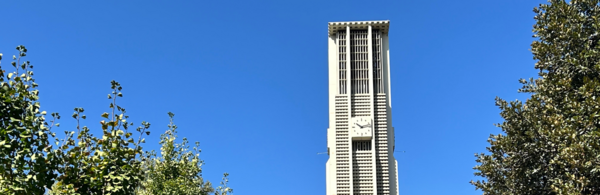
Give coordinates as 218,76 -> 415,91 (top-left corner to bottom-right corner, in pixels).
351,116 -> 372,140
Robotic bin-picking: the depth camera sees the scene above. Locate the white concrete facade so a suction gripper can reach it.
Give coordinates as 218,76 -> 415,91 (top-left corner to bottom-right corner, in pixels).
326,20 -> 398,195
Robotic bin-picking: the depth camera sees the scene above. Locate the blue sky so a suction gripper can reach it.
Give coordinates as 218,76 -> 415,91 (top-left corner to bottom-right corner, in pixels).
1,0 -> 546,194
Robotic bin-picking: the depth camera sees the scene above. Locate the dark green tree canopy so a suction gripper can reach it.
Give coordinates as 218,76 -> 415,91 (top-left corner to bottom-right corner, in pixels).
472,0 -> 600,194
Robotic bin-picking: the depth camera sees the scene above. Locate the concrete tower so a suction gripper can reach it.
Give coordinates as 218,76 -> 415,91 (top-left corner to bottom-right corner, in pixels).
326,20 -> 398,195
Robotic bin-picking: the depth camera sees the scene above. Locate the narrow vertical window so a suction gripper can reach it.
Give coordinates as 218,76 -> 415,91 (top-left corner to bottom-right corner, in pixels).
338,30 -> 347,94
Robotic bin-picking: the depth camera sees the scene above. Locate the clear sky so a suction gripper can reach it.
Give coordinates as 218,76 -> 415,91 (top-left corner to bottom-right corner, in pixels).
1,0 -> 547,194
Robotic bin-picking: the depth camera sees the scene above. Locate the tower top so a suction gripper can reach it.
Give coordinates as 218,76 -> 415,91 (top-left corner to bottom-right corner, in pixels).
328,20 -> 390,36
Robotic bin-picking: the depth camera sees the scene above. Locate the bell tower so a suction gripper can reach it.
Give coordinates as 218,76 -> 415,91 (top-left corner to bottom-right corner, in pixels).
325,20 -> 398,195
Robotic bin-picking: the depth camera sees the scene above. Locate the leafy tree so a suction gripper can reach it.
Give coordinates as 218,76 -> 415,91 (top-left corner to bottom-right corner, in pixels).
136,112 -> 232,195
472,0 -> 600,194
0,46 -> 151,195
1,45 -> 234,195
50,81 -> 150,195
0,46 -> 58,194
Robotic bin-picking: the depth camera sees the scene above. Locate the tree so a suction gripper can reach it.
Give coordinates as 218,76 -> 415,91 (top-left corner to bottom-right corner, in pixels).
472,0 -> 600,194
50,81 -> 150,195
1,45 -> 233,194
0,46 -> 151,195
0,46 -> 59,194
136,112 -> 233,195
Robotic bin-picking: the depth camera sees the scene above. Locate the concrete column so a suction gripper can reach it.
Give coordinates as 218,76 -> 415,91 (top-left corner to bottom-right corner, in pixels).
367,25 -> 378,194
345,25 -> 353,194
326,33 -> 338,195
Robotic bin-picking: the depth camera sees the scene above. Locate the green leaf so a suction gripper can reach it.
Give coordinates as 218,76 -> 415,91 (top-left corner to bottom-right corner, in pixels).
20,132 -> 31,138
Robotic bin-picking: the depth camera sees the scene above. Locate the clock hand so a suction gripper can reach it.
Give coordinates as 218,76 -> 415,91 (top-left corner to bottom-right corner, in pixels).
358,123 -> 370,128
355,123 -> 363,128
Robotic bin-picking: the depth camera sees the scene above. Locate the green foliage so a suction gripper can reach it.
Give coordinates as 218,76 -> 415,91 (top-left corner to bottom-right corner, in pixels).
50,81 -> 150,195
136,113 -> 232,195
0,46 -> 58,194
0,45 -> 233,194
214,173 -> 233,195
472,0 -> 600,194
